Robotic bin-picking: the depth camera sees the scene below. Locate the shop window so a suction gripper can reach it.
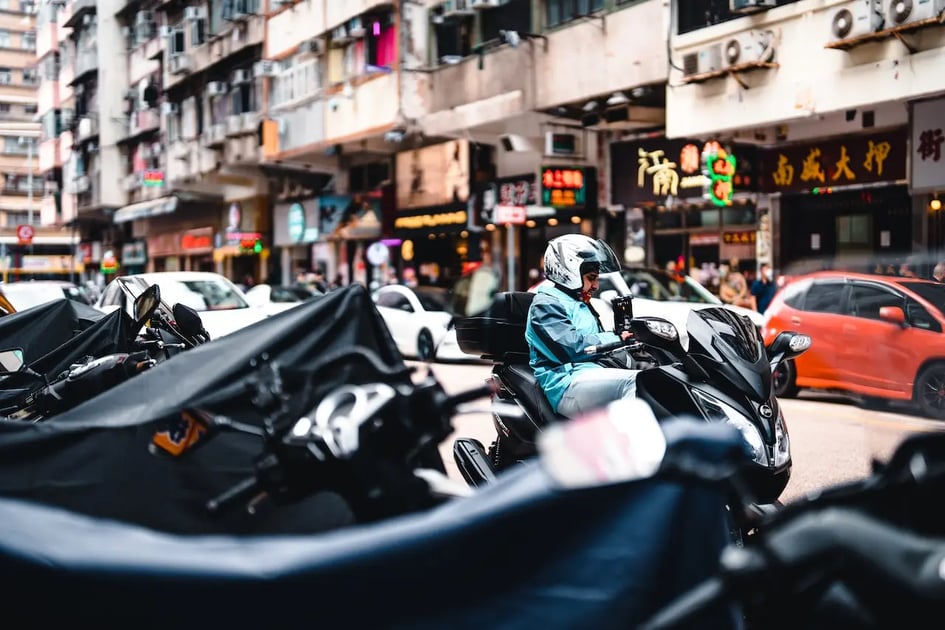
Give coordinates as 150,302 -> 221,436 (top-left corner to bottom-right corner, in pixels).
837,214 -> 871,247
544,0 -> 603,29
481,0 -> 531,42
722,205 -> 755,226
432,15 -> 473,63
676,0 -> 800,35
686,207 -> 720,229
654,209 -> 682,230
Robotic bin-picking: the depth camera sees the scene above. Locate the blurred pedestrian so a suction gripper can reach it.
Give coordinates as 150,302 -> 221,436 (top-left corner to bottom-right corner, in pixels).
750,262 -> 777,314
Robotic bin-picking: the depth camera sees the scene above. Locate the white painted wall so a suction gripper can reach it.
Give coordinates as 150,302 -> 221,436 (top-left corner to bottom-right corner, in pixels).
667,0 -> 945,138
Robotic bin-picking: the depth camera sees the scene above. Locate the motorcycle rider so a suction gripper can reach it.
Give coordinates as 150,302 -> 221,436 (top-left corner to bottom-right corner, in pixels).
525,234 -> 639,419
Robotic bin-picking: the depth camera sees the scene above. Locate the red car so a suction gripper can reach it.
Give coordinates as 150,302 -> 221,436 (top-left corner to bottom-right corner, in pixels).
763,271 -> 945,418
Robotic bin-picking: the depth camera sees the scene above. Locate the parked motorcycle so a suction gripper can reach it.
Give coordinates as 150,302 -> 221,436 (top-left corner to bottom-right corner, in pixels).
450,277 -> 810,517
0,285 -> 208,422
0,389 -> 753,628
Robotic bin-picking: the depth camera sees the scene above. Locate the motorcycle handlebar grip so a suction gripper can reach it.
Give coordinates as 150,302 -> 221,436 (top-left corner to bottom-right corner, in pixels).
584,339 -> 626,355
205,475 -> 262,515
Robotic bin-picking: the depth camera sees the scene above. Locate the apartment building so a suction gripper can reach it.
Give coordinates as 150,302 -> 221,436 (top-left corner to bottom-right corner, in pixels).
659,0 -> 945,273
259,0 -> 669,288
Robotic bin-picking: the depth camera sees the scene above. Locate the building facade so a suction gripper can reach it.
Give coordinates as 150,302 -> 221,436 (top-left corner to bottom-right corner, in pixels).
665,0 -> 945,274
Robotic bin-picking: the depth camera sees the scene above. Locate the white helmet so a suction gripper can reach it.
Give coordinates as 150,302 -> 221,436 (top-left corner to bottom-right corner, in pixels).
543,234 -> 621,291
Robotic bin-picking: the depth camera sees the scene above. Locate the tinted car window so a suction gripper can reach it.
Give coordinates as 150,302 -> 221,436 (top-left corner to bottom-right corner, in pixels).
906,298 -> 942,332
847,284 -> 902,320
898,281 -> 945,319
803,282 -> 846,314
415,289 -> 450,313
376,292 -> 412,311
781,279 -> 810,309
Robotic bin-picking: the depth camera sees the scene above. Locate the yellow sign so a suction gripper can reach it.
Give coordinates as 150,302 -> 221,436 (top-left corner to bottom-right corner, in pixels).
394,211 -> 467,230
401,239 -> 414,261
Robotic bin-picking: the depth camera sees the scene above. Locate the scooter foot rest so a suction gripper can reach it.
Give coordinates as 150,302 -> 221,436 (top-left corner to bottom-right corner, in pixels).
452,438 -> 497,488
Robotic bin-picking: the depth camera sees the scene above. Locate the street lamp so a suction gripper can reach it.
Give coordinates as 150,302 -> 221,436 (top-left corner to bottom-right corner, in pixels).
17,136 -> 36,254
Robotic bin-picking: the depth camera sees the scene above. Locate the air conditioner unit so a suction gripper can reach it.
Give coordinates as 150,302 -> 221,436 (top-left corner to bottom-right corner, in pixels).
729,0 -> 777,12
444,0 -> 476,16
226,114 -> 243,136
161,102 -> 179,115
253,60 -> 279,77
348,17 -> 366,38
207,81 -> 228,97
887,0 -> 945,26
184,7 -> 206,21
471,0 -> 500,8
830,1 -> 884,41
149,144 -> 164,157
159,25 -> 173,38
298,37 -> 325,55
169,54 -> 191,75
331,25 -> 351,46
231,68 -> 252,84
722,30 -> 776,68
681,43 -> 723,76
136,11 -> 154,25
544,131 -> 579,157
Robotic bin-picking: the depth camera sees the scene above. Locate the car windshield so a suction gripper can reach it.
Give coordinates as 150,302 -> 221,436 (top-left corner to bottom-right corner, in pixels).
621,269 -> 721,304
897,281 -> 945,317
161,279 -> 249,311
414,288 -> 451,313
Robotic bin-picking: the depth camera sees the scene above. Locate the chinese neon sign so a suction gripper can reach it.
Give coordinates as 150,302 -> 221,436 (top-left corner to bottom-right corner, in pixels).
541,167 -> 588,208
704,147 -> 737,207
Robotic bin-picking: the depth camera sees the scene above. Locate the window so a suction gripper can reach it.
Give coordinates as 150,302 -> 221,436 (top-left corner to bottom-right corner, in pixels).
21,31 -> 35,50
0,31 -> 9,49
846,284 -> 901,321
482,0 -> 531,42
0,68 -> 10,85
270,58 -> 321,109
676,0 -> 800,35
802,282 -> 846,314
0,104 -> 9,115
230,81 -> 255,115
21,66 -> 37,84
545,0 -> 604,28
169,27 -> 186,55
905,298 -> 941,332
191,16 -> 207,46
375,292 -> 411,311
2,136 -> 28,154
781,279 -> 809,309
23,103 -> 37,115
364,15 -> 396,69
432,15 -> 473,62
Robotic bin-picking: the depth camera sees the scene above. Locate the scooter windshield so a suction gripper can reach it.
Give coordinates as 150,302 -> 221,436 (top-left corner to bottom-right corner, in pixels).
684,307 -> 771,403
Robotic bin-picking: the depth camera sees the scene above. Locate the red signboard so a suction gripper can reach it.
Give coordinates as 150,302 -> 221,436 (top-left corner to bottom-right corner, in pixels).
495,205 -> 526,225
16,224 -> 33,245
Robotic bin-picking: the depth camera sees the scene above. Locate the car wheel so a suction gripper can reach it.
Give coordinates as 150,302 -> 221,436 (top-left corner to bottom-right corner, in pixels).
915,362 -> 945,420
416,329 -> 435,361
773,359 -> 799,398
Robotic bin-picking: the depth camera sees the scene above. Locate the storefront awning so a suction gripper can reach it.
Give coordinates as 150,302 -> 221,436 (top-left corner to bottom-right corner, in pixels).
113,196 -> 180,224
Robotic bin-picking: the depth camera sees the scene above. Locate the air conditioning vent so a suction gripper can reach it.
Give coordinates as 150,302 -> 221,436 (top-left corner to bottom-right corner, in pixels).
830,1 -> 884,41
888,0 -> 945,25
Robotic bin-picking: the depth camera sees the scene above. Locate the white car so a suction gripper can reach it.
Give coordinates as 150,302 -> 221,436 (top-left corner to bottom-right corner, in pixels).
95,271 -> 286,340
0,281 -> 92,311
533,267 -> 764,349
372,285 -> 472,362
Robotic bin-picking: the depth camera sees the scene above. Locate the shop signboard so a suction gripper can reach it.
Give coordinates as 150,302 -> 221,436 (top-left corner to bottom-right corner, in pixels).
910,98 -> 945,193
540,166 -> 597,209
758,128 -> 906,193
395,139 -> 470,210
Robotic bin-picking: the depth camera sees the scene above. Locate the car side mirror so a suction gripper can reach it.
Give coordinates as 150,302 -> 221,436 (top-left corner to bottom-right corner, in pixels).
879,306 -> 907,328
767,331 -> 812,371
0,348 -> 25,373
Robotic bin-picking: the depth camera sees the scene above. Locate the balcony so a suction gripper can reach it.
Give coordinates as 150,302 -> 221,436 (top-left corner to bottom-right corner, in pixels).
323,73 -> 398,144
166,140 -> 221,185
265,100 -> 324,156
76,116 -> 98,143
117,108 -> 160,144
122,172 -> 141,192
62,0 -> 96,29
165,15 -> 264,90
129,37 -> 162,85
71,47 -> 99,86
39,138 -> 60,172
225,112 -> 258,137
222,134 -> 259,168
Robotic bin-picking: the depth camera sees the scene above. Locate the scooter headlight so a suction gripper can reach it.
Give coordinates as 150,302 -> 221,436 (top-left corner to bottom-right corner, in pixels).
773,405 -> 790,468
692,390 -> 766,466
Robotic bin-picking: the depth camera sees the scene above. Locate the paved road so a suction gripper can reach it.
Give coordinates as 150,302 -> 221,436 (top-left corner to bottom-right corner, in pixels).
416,361 -> 945,504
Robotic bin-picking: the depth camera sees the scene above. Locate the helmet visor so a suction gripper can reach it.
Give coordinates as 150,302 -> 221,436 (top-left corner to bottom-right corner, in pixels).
578,239 -> 621,275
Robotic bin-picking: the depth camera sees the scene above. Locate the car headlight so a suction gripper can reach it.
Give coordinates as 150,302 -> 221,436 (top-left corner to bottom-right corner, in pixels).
692,389 -> 767,466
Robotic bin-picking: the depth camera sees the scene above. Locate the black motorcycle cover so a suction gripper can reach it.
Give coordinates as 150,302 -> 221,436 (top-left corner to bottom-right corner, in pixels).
0,298 -> 106,364
0,285 -> 407,536
0,445 -> 738,629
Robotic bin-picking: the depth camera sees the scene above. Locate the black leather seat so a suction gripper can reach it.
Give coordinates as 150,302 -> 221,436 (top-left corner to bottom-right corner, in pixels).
500,361 -> 569,428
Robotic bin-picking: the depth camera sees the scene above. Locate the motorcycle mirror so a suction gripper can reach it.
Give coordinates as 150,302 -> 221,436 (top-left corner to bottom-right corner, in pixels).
133,285 -> 161,332
767,331 -> 811,365
0,348 -> 25,373
538,398 -> 667,490
172,303 -> 207,340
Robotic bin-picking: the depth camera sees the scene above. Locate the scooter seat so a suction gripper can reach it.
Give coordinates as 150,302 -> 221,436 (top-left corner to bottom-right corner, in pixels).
502,363 -> 569,428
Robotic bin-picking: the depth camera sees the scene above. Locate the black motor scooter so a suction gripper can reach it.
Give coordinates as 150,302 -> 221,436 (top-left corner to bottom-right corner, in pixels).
451,288 -> 811,510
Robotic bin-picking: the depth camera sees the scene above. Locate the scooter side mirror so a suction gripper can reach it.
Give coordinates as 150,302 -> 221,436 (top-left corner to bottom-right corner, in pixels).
767,331 -> 811,370
173,303 -> 208,341
133,285 -> 162,333
0,348 -> 25,373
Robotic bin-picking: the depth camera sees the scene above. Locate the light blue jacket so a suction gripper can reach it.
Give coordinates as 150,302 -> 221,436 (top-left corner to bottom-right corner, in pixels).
525,285 -> 621,413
